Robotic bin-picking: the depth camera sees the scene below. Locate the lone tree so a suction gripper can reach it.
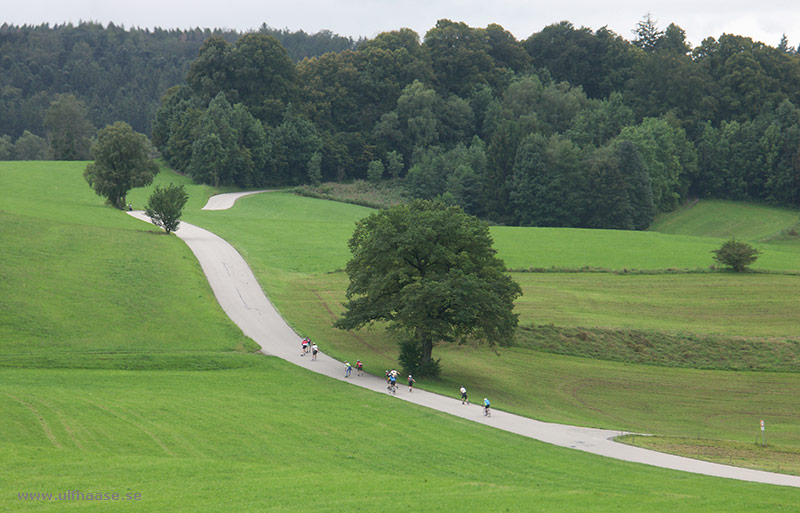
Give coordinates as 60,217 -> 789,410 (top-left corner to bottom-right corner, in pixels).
145,184 -> 189,235
335,199 -> 522,376
712,238 -> 761,272
84,122 -> 159,209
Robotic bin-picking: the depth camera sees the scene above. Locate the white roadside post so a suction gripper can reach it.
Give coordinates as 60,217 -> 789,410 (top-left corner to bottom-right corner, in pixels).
760,419 -> 766,445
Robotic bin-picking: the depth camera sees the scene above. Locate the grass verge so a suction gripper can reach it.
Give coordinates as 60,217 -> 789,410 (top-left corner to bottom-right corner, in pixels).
618,434 -> 800,476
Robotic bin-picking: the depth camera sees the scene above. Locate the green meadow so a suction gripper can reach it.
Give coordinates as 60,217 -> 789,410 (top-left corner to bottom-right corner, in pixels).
6,363 -> 799,512
2,161 -> 800,510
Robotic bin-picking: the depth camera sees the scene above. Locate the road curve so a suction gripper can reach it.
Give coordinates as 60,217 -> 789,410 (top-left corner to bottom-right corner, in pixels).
128,192 -> 800,488
201,190 -> 271,210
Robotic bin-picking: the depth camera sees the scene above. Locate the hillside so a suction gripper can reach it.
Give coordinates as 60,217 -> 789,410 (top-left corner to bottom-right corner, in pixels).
6,163 -> 800,510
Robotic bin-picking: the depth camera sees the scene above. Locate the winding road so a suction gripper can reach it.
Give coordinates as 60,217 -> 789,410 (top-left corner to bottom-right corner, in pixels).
129,191 -> 800,488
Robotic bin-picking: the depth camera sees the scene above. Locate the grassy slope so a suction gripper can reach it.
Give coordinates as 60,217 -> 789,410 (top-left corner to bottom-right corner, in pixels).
650,199 -> 800,241
0,162 -> 254,360
12,163 -> 799,510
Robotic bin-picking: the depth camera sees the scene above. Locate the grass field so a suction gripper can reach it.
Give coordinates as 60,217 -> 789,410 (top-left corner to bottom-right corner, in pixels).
5,360 -> 799,512
3,161 -> 800,509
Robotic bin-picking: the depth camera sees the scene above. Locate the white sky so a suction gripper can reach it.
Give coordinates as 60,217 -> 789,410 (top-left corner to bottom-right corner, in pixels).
5,0 -> 799,49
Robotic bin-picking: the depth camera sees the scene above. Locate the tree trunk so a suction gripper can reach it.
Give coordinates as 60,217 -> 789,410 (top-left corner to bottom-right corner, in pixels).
416,328 -> 433,365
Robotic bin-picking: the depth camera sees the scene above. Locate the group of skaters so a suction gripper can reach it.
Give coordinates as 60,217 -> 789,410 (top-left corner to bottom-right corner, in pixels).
300,337 -> 491,415
384,368 -> 415,393
300,337 -> 319,360
344,360 -> 363,378
460,387 -> 491,416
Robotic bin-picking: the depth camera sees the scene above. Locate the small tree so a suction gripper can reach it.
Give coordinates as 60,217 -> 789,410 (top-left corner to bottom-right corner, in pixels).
0,135 -> 13,160
386,150 -> 404,180
14,131 -> 49,160
367,159 -> 385,183
307,151 -> 323,185
84,122 -> 159,209
145,184 -> 189,235
712,238 -> 761,272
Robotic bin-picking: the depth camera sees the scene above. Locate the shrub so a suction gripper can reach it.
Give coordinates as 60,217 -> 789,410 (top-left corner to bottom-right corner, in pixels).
398,339 -> 440,378
711,238 -> 761,272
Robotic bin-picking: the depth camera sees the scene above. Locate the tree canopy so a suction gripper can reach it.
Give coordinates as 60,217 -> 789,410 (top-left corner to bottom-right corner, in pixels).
84,121 -> 159,209
335,199 -> 522,375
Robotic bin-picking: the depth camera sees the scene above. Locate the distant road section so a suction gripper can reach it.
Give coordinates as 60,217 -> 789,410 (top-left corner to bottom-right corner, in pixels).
201,190 -> 269,210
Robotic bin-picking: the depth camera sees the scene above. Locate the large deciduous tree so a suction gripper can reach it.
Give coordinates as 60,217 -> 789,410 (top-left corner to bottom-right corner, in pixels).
335,199 -> 521,376
84,121 -> 159,209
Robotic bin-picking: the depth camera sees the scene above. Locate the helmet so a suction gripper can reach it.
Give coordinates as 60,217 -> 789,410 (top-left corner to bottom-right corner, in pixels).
408,375 -> 412,378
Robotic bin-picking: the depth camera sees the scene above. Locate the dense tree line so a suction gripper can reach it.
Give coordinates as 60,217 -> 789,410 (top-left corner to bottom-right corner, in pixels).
4,19 -> 800,228
0,22 -> 353,151
153,18 -> 800,228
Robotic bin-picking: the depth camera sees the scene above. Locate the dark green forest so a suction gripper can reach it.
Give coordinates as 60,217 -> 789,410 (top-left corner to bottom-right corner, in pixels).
3,18 -> 800,228
0,22 -> 353,141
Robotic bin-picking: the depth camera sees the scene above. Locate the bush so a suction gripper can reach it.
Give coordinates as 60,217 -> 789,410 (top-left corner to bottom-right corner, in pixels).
398,339 -> 440,378
711,238 -> 761,272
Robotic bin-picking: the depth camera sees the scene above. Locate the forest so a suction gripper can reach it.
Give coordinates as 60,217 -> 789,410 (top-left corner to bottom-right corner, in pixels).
2,18 -> 800,229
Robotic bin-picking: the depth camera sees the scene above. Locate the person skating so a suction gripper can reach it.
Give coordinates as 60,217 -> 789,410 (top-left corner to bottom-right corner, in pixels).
345,361 -> 352,378
407,375 -> 416,392
356,360 -> 363,376
460,386 -> 469,405
311,343 -> 318,360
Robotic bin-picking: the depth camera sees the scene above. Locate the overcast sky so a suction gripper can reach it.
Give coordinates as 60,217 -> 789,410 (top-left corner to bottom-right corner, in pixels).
6,0 -> 799,49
